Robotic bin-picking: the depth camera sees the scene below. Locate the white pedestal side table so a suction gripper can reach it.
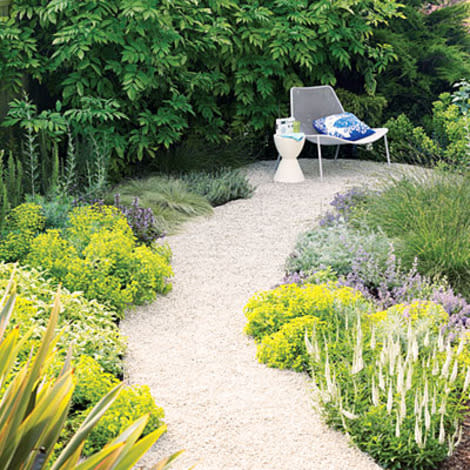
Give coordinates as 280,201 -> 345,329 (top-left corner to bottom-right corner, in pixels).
273,134 -> 306,183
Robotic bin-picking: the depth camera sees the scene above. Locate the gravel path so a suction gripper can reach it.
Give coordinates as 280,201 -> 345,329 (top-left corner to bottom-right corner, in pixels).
123,159 -> 409,470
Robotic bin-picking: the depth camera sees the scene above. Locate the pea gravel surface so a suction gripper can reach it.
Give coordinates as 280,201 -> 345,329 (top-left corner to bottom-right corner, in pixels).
123,159 -> 413,470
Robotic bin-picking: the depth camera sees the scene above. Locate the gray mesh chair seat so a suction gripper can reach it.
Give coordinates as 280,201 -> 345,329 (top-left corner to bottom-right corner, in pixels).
290,86 -> 391,180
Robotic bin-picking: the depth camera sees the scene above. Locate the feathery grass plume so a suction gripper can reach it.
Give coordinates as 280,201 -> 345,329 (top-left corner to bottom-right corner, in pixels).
431,389 -> 437,415
441,345 -> 453,379
438,329 -> 445,352
411,337 -> 419,362
456,334 -> 465,356
407,319 -> 413,345
325,350 -> 335,398
396,356 -> 404,395
341,408 -> 359,420
424,403 -> 431,430
370,326 -> 376,350
439,414 -> 446,444
463,366 -> 470,392
450,360 -> 458,383
431,346 -> 439,376
415,415 -> 423,448
395,411 -> 401,438
351,318 -> 364,375
439,395 -> 447,416
378,363 -> 385,390
387,382 -> 394,414
423,331 -> 430,347
372,377 -> 380,407
379,343 -> 387,368
388,339 -> 399,376
305,326 -> 320,363
405,361 -> 413,391
399,393 -> 406,421
414,390 -> 421,415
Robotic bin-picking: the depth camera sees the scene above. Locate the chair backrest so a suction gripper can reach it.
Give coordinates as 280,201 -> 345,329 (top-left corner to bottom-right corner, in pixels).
290,86 -> 344,135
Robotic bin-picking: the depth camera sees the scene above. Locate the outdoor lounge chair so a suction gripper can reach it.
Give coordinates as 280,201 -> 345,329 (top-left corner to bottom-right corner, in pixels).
290,85 -> 391,180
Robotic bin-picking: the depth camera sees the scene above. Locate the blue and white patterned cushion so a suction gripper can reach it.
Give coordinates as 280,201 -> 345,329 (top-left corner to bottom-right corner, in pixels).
313,112 -> 375,141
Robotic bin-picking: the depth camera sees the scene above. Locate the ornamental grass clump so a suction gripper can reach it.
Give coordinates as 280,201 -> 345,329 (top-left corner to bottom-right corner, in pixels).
308,299 -> 468,469
360,173 -> 470,298
180,168 -> 255,207
110,176 -> 213,234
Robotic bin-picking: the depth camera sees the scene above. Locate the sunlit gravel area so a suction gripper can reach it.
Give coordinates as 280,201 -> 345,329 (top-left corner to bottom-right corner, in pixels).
123,158 -> 415,470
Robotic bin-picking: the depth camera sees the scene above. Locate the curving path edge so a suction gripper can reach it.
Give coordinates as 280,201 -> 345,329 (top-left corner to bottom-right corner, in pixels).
123,159 -> 408,470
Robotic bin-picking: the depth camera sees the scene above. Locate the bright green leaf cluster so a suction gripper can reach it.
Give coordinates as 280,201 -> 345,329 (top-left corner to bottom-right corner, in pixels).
244,282 -> 369,355
25,204 -> 173,314
257,315 -> 319,372
0,262 -> 125,376
79,385 -> 165,457
0,202 -> 45,261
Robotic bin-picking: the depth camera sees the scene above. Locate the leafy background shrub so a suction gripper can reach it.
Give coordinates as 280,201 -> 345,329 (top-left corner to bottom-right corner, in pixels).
1,0 -> 403,169
384,92 -> 469,167
375,2 -> 470,123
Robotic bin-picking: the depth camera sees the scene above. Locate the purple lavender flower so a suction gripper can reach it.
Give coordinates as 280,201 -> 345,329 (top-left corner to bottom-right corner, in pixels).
114,194 -> 163,244
319,187 -> 367,226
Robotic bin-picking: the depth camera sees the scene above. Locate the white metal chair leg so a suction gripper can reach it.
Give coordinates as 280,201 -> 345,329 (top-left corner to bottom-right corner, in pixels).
334,145 -> 340,161
316,136 -> 323,181
384,134 -> 391,166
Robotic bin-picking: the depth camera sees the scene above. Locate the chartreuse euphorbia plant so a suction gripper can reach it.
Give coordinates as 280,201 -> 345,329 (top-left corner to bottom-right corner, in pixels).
0,272 -> 182,470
